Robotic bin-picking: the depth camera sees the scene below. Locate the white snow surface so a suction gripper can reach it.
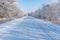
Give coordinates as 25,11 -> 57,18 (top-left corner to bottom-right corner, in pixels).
0,16 -> 60,40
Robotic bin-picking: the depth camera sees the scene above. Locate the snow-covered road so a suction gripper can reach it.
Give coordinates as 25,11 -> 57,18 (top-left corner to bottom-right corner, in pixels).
0,16 -> 60,40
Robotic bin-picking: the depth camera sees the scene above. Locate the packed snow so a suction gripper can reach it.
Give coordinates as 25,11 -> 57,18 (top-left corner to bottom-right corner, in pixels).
0,16 -> 60,40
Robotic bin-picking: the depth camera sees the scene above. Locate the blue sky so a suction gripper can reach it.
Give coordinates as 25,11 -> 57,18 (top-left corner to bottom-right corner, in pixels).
17,0 -> 52,13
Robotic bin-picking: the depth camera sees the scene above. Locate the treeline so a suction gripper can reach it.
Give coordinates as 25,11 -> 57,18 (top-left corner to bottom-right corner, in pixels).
28,2 -> 60,24
0,0 -> 24,23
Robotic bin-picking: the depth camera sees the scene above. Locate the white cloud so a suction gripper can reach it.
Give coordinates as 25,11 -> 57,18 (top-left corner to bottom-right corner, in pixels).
52,0 -> 59,3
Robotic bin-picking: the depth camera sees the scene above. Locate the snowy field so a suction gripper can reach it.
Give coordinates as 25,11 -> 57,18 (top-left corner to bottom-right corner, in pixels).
0,16 -> 60,40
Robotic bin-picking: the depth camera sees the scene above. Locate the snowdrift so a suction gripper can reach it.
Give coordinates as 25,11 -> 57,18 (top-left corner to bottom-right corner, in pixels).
0,16 -> 60,40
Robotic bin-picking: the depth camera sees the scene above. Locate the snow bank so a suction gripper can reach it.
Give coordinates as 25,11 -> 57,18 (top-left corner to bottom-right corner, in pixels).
0,16 -> 60,40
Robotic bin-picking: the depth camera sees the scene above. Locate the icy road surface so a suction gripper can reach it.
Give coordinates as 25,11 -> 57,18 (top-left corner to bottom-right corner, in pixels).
0,16 -> 60,40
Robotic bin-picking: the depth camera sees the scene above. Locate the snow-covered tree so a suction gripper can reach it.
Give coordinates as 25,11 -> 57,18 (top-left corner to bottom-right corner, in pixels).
27,1 -> 60,24
0,0 -> 24,23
